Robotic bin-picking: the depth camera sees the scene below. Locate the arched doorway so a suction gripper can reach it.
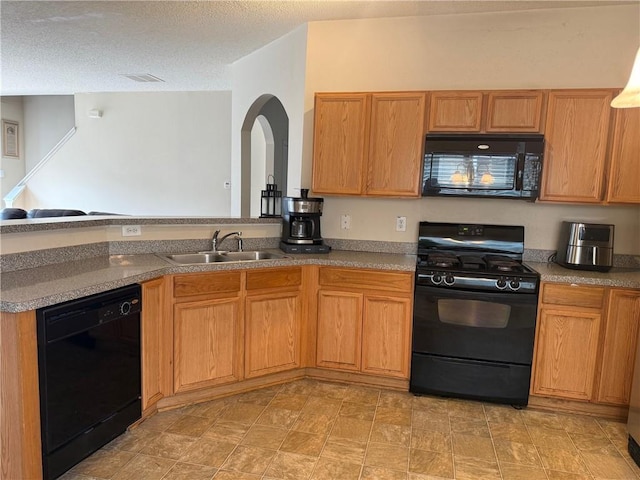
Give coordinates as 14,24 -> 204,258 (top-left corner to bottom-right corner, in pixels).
240,95 -> 289,217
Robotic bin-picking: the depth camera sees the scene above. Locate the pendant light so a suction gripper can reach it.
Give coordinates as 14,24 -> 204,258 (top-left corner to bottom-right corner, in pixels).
611,46 -> 640,108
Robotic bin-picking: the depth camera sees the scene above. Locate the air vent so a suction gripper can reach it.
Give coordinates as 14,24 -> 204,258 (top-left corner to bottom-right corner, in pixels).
120,74 -> 165,83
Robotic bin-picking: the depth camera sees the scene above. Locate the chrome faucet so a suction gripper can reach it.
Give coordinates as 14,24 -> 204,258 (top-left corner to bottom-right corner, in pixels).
211,230 -> 243,252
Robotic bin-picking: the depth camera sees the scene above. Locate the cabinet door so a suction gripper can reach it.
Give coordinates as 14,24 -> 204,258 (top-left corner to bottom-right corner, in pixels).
316,290 -> 362,371
596,289 -> 640,405
539,90 -> 613,203
606,107 -> 640,204
428,91 -> 483,132
367,92 -> 426,196
532,307 -> 602,401
245,292 -> 301,378
312,93 -> 369,195
361,295 -> 412,378
174,297 -> 242,393
141,278 -> 172,413
485,91 -> 545,133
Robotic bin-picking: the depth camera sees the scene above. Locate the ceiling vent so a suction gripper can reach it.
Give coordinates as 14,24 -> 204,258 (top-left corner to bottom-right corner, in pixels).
120,74 -> 165,83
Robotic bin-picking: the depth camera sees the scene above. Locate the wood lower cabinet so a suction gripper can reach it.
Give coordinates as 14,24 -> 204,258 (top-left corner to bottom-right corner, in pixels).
315,267 -> 413,379
244,268 -> 302,378
532,283 -> 640,406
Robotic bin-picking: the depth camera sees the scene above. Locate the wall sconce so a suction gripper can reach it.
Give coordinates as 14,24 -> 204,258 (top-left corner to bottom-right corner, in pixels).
611,46 -> 640,108
480,169 -> 494,185
260,175 -> 282,218
450,164 -> 470,184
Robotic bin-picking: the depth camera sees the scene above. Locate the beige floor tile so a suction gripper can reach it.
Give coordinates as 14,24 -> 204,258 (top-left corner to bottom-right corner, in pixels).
409,448 -> 454,478
537,445 -> 590,474
450,416 -> 490,437
493,439 -> 541,467
500,462 -> 547,480
412,395 -> 449,414
545,470 -> 595,480
483,405 -> 524,424
178,437 -> 236,468
375,406 -> 413,426
107,427 -> 158,453
597,419 -> 627,440
269,392 -> 309,411
528,425 -> 576,451
378,391 -> 414,409
453,456 -> 500,480
180,398 -> 229,419
558,415 -> 606,436
236,387 -> 279,406
330,416 -> 373,442
342,385 -> 381,405
488,421 -> 532,444
221,445 -> 276,475
202,420 -> 250,443
279,379 -> 316,395
241,424 -> 288,449
365,442 -> 410,471
264,451 -> 317,479
321,437 -> 367,464
412,410 -> 450,432
58,472 -> 105,480
446,399 -> 485,419
361,465 -> 408,479
410,428 -> 451,453
521,410 -> 563,430
280,430 -> 326,456
301,396 -> 342,417
213,471 -> 261,480
570,432 -> 620,455
310,457 -> 362,480
139,432 -> 196,460
71,449 -> 136,478
452,433 -> 497,462
313,381 -> 349,399
340,401 -> 377,421
370,422 -> 412,446
162,462 -> 217,480
138,410 -> 182,432
110,454 -> 175,480
581,451 -> 637,479
219,403 -> 265,424
166,415 -> 215,437
292,412 -> 335,435
256,405 -> 301,429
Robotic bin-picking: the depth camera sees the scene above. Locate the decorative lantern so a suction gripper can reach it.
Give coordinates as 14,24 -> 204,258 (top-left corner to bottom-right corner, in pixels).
260,175 -> 282,218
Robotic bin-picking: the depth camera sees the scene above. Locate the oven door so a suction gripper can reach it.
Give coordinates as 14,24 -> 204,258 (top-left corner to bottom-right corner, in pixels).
412,285 -> 538,365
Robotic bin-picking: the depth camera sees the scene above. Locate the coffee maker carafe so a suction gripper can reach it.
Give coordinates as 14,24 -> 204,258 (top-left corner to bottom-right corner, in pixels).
280,189 -> 331,254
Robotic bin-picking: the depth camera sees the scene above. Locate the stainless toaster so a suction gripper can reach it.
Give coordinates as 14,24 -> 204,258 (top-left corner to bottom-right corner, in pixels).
556,221 -> 614,272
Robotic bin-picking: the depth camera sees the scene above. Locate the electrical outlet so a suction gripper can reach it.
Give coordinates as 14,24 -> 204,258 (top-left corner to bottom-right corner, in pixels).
340,214 -> 351,230
223,180 -> 231,189
122,225 -> 142,237
396,216 -> 407,232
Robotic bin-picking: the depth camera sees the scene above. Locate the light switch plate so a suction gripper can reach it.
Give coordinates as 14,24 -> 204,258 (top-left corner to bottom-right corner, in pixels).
341,214 -> 351,230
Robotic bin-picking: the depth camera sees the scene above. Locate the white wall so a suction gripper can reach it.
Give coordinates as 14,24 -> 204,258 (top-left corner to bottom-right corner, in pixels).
0,97 -> 25,207
23,95 -> 75,172
231,24 -> 308,215
304,5 -> 640,254
21,91 -> 232,216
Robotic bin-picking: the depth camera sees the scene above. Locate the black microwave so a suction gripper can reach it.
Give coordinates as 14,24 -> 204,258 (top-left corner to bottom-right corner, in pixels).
422,134 -> 544,201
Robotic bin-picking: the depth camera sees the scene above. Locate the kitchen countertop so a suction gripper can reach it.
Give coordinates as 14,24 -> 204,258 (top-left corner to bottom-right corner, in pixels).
2,252 -> 639,313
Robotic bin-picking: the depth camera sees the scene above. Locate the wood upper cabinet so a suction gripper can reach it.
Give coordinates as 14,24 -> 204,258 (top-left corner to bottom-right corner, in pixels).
315,267 -> 413,379
244,268 -> 302,378
539,89 -> 614,203
596,289 -> 640,405
312,92 -> 426,197
428,90 -> 545,133
141,277 -> 172,414
312,93 -> 369,195
172,272 -> 243,393
606,107 -> 640,204
533,283 -> 640,406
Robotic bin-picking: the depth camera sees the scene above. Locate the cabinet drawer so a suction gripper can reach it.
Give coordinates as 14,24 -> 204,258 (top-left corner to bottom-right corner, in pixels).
541,283 -> 605,309
173,271 -> 241,298
246,267 -> 302,291
319,267 -> 412,293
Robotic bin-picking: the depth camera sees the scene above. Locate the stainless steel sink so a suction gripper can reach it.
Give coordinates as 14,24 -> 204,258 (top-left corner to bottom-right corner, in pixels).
159,250 -> 287,265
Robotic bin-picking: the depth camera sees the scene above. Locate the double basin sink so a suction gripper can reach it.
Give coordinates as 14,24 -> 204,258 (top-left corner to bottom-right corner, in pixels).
159,250 -> 288,265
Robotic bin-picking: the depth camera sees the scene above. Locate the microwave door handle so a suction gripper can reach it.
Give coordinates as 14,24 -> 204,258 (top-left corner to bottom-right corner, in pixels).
515,153 -> 524,190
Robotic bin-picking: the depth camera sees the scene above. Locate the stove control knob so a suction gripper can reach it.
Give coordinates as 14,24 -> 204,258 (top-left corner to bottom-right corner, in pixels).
509,280 -> 521,291
444,274 -> 455,286
496,278 -> 507,289
119,301 -> 132,315
432,273 -> 442,285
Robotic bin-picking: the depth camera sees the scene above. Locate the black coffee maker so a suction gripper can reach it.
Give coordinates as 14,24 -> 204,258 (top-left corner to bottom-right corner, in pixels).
280,189 -> 331,254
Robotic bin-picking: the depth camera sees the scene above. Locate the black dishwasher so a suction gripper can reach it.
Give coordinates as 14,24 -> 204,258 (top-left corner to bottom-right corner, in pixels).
37,284 -> 142,480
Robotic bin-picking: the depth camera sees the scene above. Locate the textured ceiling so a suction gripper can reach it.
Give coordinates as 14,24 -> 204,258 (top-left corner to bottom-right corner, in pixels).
1,0 -> 635,95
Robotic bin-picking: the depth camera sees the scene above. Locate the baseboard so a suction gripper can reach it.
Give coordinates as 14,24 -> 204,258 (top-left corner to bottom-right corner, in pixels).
528,394 -> 628,421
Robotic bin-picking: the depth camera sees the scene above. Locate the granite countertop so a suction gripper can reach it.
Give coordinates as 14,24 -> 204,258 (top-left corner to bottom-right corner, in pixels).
0,250 -> 417,313
2,252 -> 639,313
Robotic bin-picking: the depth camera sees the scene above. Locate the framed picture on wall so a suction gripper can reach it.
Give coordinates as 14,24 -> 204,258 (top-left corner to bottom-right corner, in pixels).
2,119 -> 19,158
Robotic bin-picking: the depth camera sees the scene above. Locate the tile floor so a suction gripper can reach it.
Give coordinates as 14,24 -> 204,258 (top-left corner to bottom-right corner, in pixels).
61,379 -> 640,480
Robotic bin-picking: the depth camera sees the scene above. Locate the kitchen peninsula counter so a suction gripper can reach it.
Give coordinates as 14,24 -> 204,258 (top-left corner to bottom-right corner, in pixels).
0,250 -> 417,313
528,261 -> 640,289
